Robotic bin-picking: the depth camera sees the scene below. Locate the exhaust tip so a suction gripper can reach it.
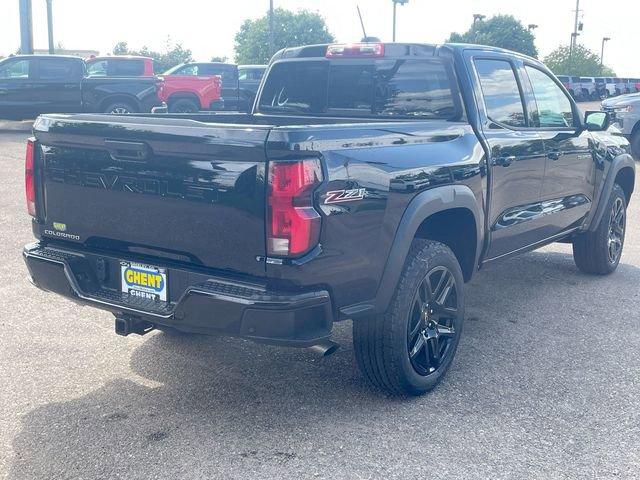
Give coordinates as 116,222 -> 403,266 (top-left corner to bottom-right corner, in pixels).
308,340 -> 339,357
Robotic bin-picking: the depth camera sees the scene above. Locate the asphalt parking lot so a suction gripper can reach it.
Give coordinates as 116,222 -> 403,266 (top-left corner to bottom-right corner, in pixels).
1,128 -> 639,480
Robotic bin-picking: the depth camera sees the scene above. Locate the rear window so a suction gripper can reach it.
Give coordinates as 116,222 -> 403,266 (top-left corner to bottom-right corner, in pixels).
258,59 -> 462,120
110,59 -> 145,76
198,64 -> 238,86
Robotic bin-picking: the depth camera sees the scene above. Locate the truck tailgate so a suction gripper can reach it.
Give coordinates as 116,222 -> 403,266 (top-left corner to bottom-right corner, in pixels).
33,115 -> 269,277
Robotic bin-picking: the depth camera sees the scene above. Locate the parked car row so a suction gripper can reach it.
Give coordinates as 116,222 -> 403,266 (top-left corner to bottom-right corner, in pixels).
557,75 -> 640,101
0,54 -> 266,118
602,92 -> 640,159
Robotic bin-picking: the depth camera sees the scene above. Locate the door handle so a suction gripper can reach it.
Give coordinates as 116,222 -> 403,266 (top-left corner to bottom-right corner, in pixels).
499,155 -> 516,167
104,139 -> 150,161
547,151 -> 563,161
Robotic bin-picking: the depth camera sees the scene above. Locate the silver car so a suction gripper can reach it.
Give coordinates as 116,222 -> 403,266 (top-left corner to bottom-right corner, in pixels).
603,93 -> 640,158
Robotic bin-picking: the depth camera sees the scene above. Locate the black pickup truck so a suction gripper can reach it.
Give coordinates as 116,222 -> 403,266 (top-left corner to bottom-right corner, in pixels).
0,55 -> 161,119
23,43 -> 635,396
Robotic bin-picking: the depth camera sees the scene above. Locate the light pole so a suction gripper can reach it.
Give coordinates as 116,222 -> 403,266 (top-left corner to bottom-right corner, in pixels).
46,0 -> 54,54
601,37 -> 610,66
392,0 -> 408,42
19,0 -> 33,54
268,0 -> 274,58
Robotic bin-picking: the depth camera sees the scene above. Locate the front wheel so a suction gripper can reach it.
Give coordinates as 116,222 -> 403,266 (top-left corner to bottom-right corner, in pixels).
573,184 -> 627,275
353,240 -> 464,396
631,131 -> 640,161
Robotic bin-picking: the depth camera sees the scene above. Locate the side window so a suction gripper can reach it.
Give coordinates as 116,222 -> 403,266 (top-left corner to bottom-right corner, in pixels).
238,69 -> 248,81
475,59 -> 526,128
38,58 -> 76,80
525,67 -> 574,128
86,60 -> 107,76
0,59 -> 31,79
111,60 -> 145,76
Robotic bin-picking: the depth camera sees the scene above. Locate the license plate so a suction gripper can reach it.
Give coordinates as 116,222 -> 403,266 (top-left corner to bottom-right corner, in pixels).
120,261 -> 168,302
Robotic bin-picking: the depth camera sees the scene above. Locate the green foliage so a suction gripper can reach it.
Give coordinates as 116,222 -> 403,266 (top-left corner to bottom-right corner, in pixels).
234,8 -> 334,64
448,15 -> 538,58
544,44 -> 616,76
112,38 -> 193,73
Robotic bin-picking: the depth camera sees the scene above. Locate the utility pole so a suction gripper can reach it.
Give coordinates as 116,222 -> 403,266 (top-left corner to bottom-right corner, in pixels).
569,0 -> 580,61
18,0 -> 34,54
392,0 -> 408,42
268,0 -> 274,59
46,0 -> 54,54
601,37 -> 610,66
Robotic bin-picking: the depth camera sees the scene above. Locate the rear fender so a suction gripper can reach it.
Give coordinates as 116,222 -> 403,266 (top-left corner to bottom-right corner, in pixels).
373,185 -> 483,314
586,153 -> 635,231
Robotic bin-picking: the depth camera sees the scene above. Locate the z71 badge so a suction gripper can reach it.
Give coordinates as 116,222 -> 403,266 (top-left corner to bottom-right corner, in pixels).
324,188 -> 366,204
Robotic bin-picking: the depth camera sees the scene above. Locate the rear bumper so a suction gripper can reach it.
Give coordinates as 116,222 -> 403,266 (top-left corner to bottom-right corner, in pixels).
23,242 -> 334,347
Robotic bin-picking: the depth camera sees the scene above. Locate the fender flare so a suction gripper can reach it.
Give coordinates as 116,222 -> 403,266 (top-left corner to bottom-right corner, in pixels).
587,153 -> 635,231
373,185 -> 484,314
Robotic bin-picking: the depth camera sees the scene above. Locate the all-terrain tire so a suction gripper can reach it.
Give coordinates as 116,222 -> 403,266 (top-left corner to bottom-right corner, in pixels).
353,239 -> 465,396
631,131 -> 640,161
573,183 -> 627,275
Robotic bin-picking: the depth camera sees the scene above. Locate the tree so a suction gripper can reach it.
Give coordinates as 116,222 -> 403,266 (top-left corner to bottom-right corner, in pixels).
210,56 -> 229,63
112,38 -> 193,73
234,8 -> 334,64
544,44 -> 616,76
448,15 -> 537,58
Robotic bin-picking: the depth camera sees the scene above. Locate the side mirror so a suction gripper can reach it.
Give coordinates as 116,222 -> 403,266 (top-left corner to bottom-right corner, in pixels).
584,111 -> 611,131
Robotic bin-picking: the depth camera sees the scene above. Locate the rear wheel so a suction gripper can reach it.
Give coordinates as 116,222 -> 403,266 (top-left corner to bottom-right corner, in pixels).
168,98 -> 199,113
353,240 -> 464,396
103,101 -> 137,114
573,184 -> 627,275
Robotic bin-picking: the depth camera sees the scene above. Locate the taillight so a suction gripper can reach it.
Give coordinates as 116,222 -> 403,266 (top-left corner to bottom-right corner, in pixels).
155,76 -> 165,93
25,138 -> 36,217
267,159 -> 322,257
326,43 -> 385,58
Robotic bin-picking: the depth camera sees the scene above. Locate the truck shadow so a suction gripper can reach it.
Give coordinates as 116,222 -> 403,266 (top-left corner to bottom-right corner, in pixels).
8,250 -> 640,479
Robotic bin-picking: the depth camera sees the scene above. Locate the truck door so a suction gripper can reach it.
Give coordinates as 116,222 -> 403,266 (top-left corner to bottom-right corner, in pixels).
32,57 -> 83,113
472,57 -> 548,260
0,57 -> 34,118
523,65 -> 594,235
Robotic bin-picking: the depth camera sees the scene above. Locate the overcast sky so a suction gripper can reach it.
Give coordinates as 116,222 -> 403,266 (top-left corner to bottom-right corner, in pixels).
1,0 -> 638,75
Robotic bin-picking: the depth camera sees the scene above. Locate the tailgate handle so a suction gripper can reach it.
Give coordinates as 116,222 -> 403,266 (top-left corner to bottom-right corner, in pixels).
104,139 -> 150,162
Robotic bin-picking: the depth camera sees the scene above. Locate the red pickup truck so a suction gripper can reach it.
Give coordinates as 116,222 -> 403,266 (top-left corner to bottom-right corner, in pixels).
86,56 -> 222,113
156,72 -> 222,113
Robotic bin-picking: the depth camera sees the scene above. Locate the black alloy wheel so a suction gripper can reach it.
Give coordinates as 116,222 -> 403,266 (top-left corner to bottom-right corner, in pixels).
607,196 -> 625,265
407,266 -> 459,376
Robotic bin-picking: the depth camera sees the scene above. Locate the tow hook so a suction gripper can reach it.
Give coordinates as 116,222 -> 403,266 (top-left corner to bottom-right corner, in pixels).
114,314 -> 154,337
